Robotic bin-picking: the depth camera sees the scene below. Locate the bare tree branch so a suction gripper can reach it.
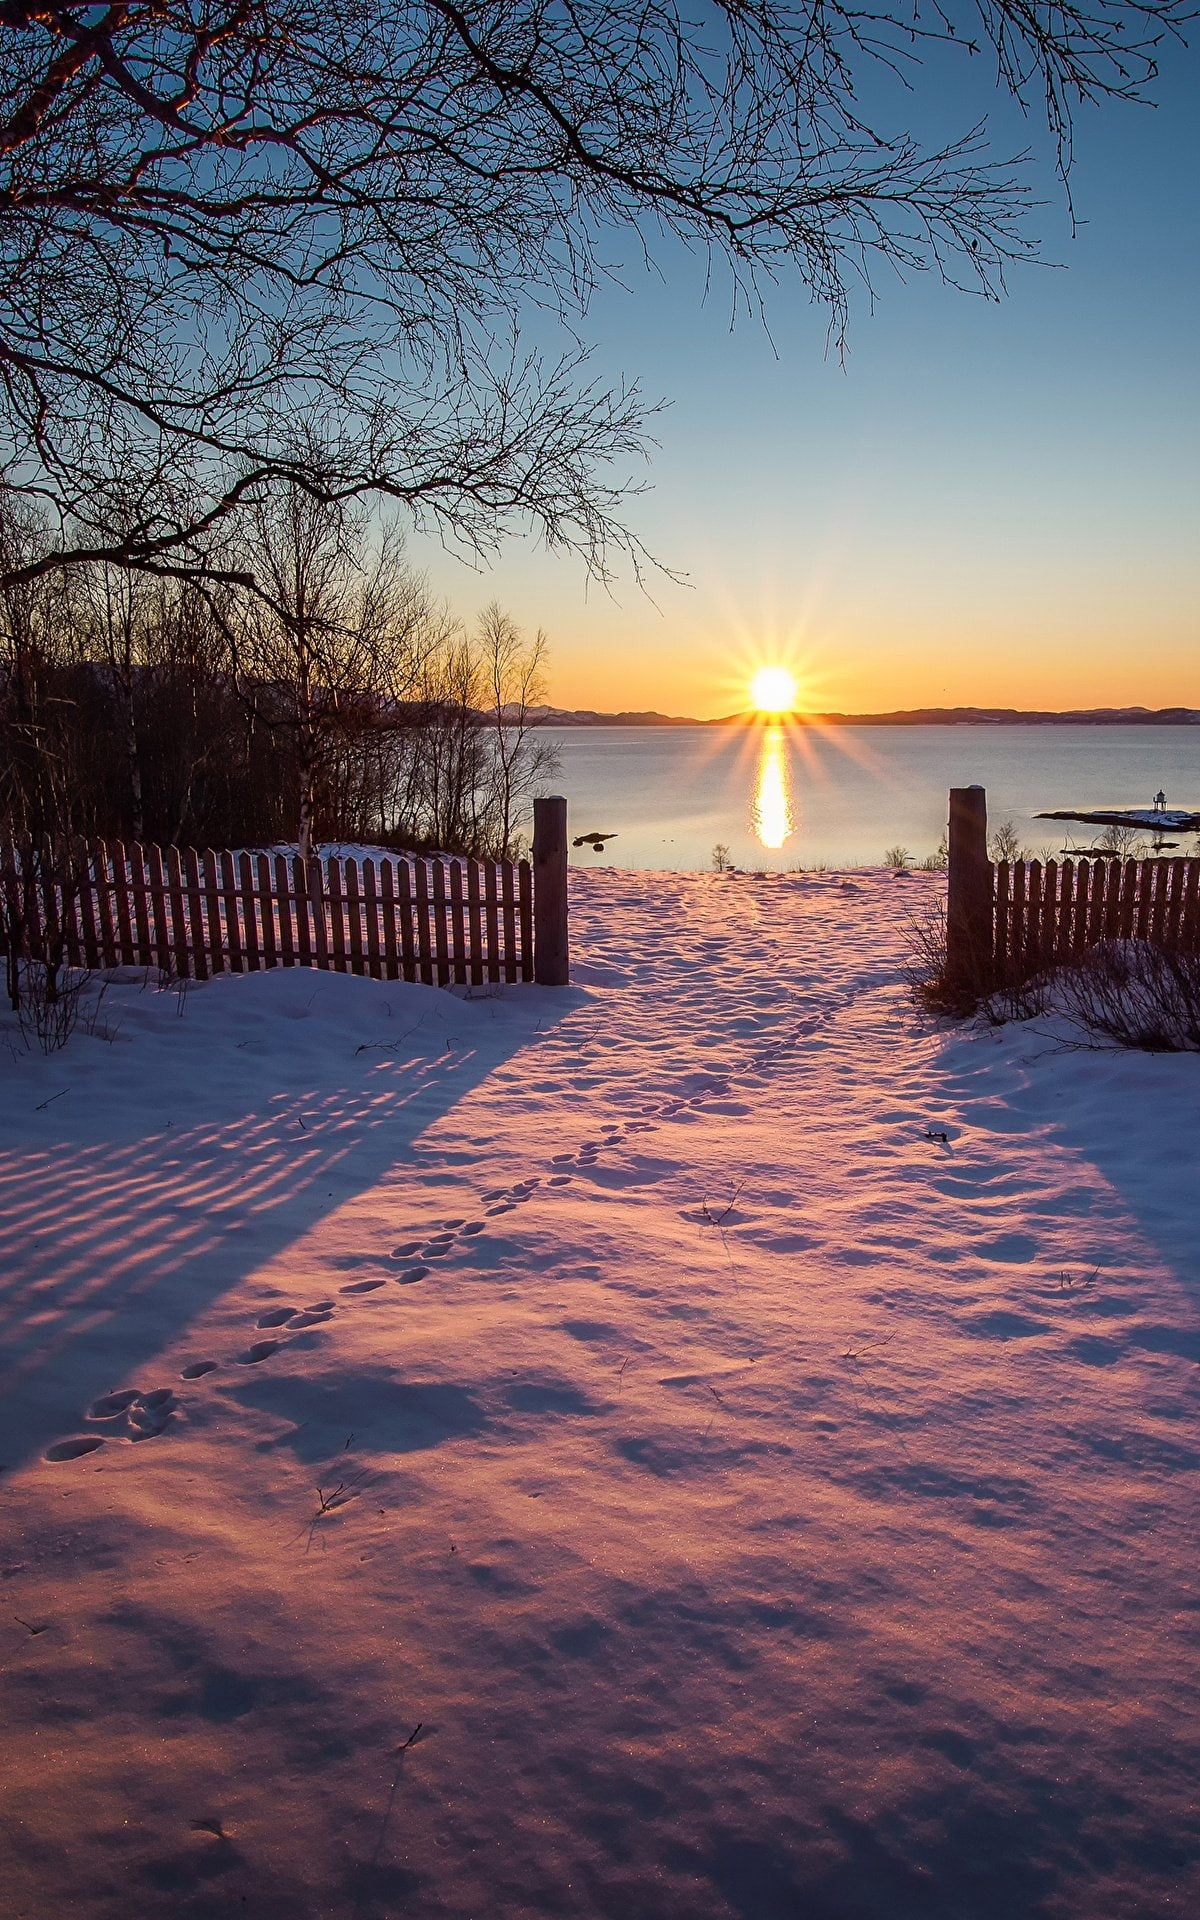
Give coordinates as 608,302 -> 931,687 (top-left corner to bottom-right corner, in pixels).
0,2 -> 1191,586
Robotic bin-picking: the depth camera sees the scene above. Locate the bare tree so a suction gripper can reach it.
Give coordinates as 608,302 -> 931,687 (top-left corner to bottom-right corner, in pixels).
477,603 -> 558,856
228,484 -> 434,855
1,3 -> 1189,593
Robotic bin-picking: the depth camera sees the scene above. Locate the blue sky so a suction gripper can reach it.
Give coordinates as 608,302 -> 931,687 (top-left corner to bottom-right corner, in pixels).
410,30 -> 1199,716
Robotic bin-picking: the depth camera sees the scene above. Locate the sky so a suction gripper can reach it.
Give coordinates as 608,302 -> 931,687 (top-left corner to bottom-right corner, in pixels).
410,29 -> 1199,720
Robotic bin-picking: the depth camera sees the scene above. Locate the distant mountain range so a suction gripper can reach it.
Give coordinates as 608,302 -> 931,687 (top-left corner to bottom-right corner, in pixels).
527,704 -> 1200,728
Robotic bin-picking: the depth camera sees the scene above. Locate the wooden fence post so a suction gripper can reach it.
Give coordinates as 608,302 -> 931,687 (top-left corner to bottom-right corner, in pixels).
946,785 -> 993,988
533,796 -> 569,986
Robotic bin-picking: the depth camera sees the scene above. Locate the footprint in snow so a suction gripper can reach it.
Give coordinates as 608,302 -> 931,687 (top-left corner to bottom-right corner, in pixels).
257,1306 -> 297,1328
392,1242 -> 423,1258
461,1220 -> 487,1236
45,1436 -> 105,1463
127,1390 -> 176,1440
394,1265 -> 429,1286
420,1238 -> 454,1256
288,1306 -> 334,1326
235,1340 -> 279,1365
88,1389 -> 141,1419
180,1360 -> 218,1380
340,1279 -> 384,1295
85,1386 -> 176,1440
548,1174 -> 572,1187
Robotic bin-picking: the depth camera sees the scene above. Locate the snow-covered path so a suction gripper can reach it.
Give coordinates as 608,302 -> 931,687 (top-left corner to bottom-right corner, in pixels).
1,869 -> 1197,1919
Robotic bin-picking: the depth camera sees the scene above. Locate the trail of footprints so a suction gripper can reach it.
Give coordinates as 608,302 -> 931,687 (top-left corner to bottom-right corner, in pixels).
43,1001 -> 838,1466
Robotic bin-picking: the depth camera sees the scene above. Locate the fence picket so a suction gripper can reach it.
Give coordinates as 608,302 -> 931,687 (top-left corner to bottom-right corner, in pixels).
1009,860 -> 1026,974
164,846 -> 192,978
345,860 -> 366,975
379,860 -> 401,979
995,861 -> 1010,977
146,846 -> 173,973
214,851 -> 240,970
1100,860 -> 1120,941
1117,860 -> 1137,939
431,860 -> 451,985
1053,860 -> 1074,962
182,848 -> 209,980
449,862 -> 468,985
484,861 -> 501,983
1022,861 -> 1041,968
110,841 -> 135,964
518,859 -> 533,982
500,860 -> 518,983
1181,862 -> 1200,952
308,859 -> 330,970
237,853 -> 260,969
363,860 -> 383,979
466,861 -> 484,987
274,855 -> 295,966
1149,860 -> 1169,944
1070,860 -> 1089,955
1086,859 -> 1107,947
75,843 -> 102,969
292,857 -> 314,966
414,860 -> 434,985
91,841 -> 119,968
396,860 -> 417,980
127,844 -> 151,967
1038,859 -> 1057,964
1132,860 -> 1151,938
327,858 -> 347,971
257,854 -> 278,969
1163,859 -> 1186,947
197,848 -> 220,975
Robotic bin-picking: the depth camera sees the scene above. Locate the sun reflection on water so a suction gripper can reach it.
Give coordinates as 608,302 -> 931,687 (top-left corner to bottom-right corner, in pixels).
752,725 -> 794,850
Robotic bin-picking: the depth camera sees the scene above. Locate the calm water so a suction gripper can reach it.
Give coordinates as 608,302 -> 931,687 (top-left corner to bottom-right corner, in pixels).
543,725 -> 1200,871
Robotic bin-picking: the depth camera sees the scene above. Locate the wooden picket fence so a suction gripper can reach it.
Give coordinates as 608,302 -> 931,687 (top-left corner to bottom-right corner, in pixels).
992,854 -> 1200,977
0,840 -> 535,988
946,787 -> 1200,989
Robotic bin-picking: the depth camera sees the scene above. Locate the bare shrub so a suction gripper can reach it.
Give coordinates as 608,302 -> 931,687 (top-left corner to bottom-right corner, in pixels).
905,896 -> 1049,1023
15,958 -> 94,1054
711,844 -> 733,873
980,973 -> 1055,1025
904,898 -> 976,1016
918,833 -> 949,872
1058,941 -> 1200,1052
988,819 -> 1027,862
884,845 -> 912,871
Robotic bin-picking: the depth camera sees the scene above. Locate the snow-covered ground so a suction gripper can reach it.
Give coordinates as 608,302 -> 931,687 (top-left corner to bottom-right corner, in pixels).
1,867 -> 1197,1920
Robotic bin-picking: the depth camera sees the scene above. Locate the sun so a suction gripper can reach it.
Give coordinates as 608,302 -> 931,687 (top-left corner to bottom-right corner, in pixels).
749,666 -> 797,716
